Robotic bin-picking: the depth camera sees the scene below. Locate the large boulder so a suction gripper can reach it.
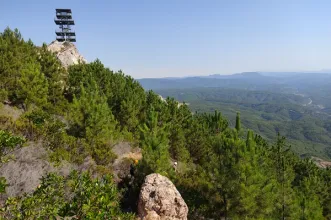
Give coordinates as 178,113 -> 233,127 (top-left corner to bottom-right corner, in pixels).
138,173 -> 188,220
47,40 -> 87,68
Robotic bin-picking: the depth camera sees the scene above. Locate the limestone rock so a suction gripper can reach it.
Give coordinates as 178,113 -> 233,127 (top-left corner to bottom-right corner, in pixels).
145,211 -> 161,220
111,142 -> 142,182
138,173 -> 188,220
47,40 -> 86,68
0,142 -> 75,201
311,156 -> 331,168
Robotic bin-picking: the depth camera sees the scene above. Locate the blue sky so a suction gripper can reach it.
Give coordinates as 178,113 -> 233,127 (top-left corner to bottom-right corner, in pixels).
1,0 -> 331,78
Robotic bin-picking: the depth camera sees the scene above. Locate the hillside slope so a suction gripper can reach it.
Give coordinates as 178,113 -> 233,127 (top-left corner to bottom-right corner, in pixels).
1,27 -> 331,219
155,87 -> 331,160
139,72 -> 331,161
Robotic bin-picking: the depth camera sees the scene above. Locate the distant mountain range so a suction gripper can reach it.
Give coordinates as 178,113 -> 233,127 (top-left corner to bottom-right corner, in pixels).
138,71 -> 331,160
138,71 -> 331,92
138,71 -> 331,80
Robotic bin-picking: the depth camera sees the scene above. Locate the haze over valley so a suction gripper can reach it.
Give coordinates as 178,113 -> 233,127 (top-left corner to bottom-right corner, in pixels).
139,72 -> 331,160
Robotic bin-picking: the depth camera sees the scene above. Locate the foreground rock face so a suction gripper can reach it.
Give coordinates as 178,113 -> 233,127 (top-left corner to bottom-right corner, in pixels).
0,142 -> 75,201
47,40 -> 86,68
138,173 -> 188,220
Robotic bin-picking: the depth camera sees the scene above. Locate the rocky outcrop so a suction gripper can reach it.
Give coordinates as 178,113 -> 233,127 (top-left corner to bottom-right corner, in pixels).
0,104 -> 23,122
0,142 -> 75,201
311,156 -> 331,168
47,40 -> 86,68
112,142 -> 142,182
138,173 -> 188,220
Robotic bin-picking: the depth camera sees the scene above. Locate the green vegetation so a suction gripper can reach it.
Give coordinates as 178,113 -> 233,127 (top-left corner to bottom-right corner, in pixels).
1,27 -> 331,219
155,87 -> 331,160
0,130 -> 25,156
0,130 -> 25,194
0,172 -> 135,219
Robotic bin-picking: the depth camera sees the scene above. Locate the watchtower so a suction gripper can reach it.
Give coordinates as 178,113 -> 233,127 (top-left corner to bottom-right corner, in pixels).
54,9 -> 76,42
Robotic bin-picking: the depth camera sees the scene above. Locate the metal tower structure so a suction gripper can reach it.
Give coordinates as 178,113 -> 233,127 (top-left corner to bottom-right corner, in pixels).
55,9 -> 76,42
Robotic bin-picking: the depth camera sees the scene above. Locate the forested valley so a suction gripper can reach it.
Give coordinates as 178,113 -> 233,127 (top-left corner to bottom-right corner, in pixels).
140,73 -> 331,161
1,28 -> 331,219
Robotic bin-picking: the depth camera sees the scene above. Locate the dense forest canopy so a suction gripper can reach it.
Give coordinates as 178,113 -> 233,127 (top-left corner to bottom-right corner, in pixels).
140,75 -> 331,161
152,87 -> 331,160
1,28 -> 331,219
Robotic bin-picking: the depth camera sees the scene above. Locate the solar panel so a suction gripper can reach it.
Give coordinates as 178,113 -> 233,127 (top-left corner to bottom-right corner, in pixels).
54,9 -> 76,42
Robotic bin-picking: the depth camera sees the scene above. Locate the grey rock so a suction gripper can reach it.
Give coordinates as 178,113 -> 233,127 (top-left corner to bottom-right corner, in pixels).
112,142 -> 142,183
138,173 -> 188,220
47,40 -> 87,68
0,142 -> 75,201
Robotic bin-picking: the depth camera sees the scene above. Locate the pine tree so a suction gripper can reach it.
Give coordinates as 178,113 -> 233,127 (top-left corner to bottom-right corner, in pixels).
212,132 -> 241,219
206,110 -> 228,134
69,81 -> 117,143
69,81 -> 118,164
185,116 -> 210,164
234,130 -> 278,218
269,134 -> 300,219
0,27 -> 38,102
38,43 -> 67,111
293,176 -> 324,220
16,62 -> 48,110
235,112 -> 241,132
246,129 -> 254,151
67,61 -> 146,135
165,98 -> 190,162
138,108 -> 171,175
117,77 -> 146,134
169,123 -> 190,162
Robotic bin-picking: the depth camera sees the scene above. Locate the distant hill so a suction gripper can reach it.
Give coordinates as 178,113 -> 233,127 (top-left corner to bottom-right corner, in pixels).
138,72 -> 282,90
139,71 -> 331,89
139,72 -> 331,160
138,72 -> 331,110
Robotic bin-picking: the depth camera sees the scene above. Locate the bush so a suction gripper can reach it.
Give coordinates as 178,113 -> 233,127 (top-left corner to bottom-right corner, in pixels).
0,172 -> 135,219
91,142 -> 118,165
0,89 -> 8,102
0,177 -> 8,194
0,129 -> 25,157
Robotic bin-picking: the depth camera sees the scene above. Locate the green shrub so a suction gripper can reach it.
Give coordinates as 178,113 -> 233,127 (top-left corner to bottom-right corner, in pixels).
0,115 -> 13,130
0,172 -> 135,219
91,142 -> 118,166
0,89 -> 8,102
25,109 -> 50,126
0,177 -> 8,194
0,130 -> 25,157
